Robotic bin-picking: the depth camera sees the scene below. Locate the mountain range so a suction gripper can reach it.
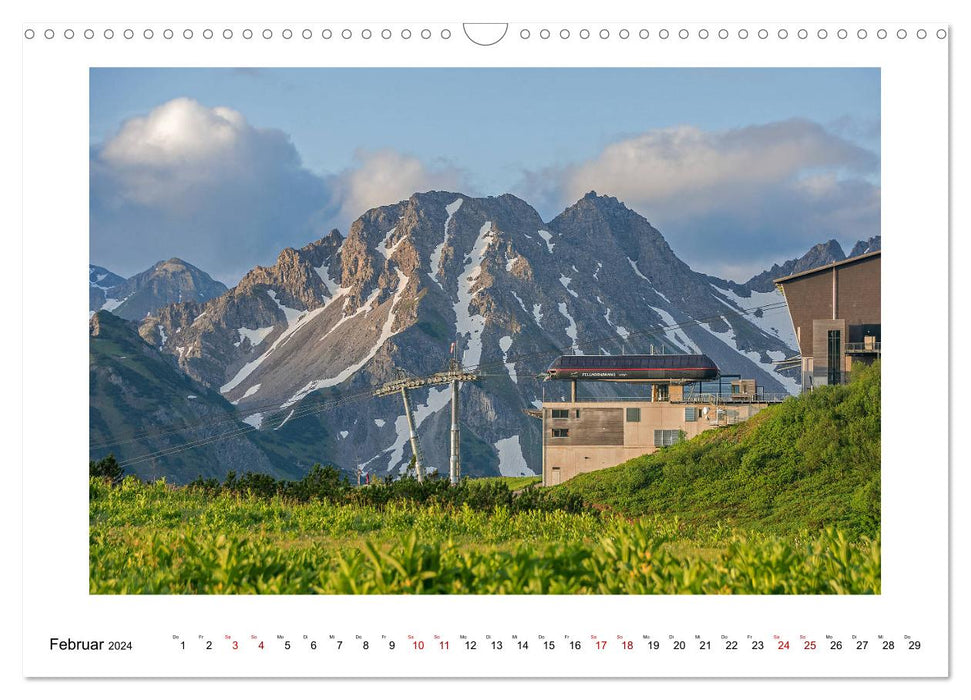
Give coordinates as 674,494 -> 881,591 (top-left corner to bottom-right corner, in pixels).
90,191 -> 879,482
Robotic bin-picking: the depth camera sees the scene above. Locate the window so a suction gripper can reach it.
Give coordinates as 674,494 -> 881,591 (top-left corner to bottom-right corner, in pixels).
626,407 -> 641,422
654,429 -> 683,447
684,407 -> 697,422
552,428 -> 569,438
827,330 -> 842,385
574,409 -> 581,418
551,409 -> 569,419
656,384 -> 669,401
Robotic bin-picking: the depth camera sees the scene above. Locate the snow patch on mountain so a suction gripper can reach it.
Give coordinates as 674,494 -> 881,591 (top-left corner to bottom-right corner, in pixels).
628,257 -> 650,282
242,413 -> 264,429
376,225 -> 405,259
559,274 -> 578,298
384,386 -> 452,473
499,335 -> 517,383
241,384 -> 261,399
266,290 -> 305,326
495,436 -> 535,477
101,294 -> 131,313
314,261 -> 342,297
453,221 -> 495,367
511,291 -> 529,316
649,306 -> 701,353
281,269 -> 411,407
603,307 -> 630,341
628,258 -> 671,302
430,198 -> 463,287
558,302 -> 579,354
274,409 -> 295,430
537,229 -> 554,253
221,298 -> 327,394
89,269 -> 113,290
234,325 -> 274,348
709,283 -> 797,349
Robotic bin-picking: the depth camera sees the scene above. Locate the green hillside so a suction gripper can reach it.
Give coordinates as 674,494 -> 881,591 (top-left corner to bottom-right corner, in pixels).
90,311 -> 307,483
556,362 -> 881,538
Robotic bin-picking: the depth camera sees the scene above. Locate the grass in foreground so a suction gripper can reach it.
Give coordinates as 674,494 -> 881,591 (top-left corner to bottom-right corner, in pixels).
472,475 -> 543,491
90,478 -> 880,595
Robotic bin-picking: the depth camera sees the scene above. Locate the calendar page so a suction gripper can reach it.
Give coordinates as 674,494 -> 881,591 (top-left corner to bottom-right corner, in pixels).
16,0 -> 955,689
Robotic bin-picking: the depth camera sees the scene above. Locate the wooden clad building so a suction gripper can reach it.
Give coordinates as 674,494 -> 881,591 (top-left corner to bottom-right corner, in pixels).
774,251 -> 881,391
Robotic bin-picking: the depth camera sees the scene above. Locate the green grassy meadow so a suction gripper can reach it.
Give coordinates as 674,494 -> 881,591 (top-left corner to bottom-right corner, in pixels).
89,364 -> 881,595
90,477 -> 879,595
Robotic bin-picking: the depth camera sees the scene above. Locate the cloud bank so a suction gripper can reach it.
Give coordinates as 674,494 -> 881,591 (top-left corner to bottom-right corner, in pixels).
519,118 -> 880,280
328,149 -> 467,226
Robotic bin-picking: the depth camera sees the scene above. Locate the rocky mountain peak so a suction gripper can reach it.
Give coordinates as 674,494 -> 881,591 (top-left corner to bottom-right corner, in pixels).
743,236 -> 880,293
801,240 -> 846,268
849,235 -> 881,258
90,264 -> 125,290
90,258 -> 227,321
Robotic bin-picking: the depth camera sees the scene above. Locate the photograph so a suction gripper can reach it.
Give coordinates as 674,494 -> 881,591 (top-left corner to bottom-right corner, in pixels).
87,66 -> 882,595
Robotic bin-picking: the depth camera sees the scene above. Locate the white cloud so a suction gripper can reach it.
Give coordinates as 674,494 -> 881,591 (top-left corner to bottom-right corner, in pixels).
329,148 -> 467,223
100,99 -> 247,168
560,119 -> 877,217
519,119 -> 880,280
92,98 -> 331,283
91,99 -> 470,284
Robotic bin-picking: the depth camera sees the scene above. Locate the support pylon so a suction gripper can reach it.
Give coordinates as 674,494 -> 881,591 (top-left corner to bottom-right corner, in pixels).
373,362 -> 480,484
400,386 -> 425,483
450,377 -> 460,485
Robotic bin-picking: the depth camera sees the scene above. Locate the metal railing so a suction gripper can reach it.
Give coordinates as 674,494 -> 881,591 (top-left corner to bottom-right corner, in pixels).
677,392 -> 790,404
542,392 -> 791,405
844,342 -> 881,354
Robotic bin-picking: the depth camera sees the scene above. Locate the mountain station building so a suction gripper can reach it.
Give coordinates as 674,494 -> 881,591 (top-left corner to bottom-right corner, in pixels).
531,355 -> 784,486
773,250 -> 881,392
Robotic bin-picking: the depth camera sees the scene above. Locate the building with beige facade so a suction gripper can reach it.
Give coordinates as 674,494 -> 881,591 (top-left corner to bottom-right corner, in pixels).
535,378 -> 778,486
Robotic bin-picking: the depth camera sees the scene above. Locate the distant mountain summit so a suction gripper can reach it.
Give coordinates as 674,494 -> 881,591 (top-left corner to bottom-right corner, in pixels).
89,265 -> 126,313
849,236 -> 881,258
89,258 -> 228,320
743,237 -> 880,293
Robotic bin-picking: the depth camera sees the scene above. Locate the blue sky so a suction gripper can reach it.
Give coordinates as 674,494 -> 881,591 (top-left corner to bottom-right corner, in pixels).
90,67 -> 880,283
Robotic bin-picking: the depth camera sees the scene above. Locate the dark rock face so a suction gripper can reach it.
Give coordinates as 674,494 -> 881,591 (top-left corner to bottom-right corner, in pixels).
849,236 -> 881,258
110,191 -> 814,480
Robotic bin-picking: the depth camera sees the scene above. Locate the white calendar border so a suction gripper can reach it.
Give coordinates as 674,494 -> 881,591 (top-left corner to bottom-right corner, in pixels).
13,0 -> 957,689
